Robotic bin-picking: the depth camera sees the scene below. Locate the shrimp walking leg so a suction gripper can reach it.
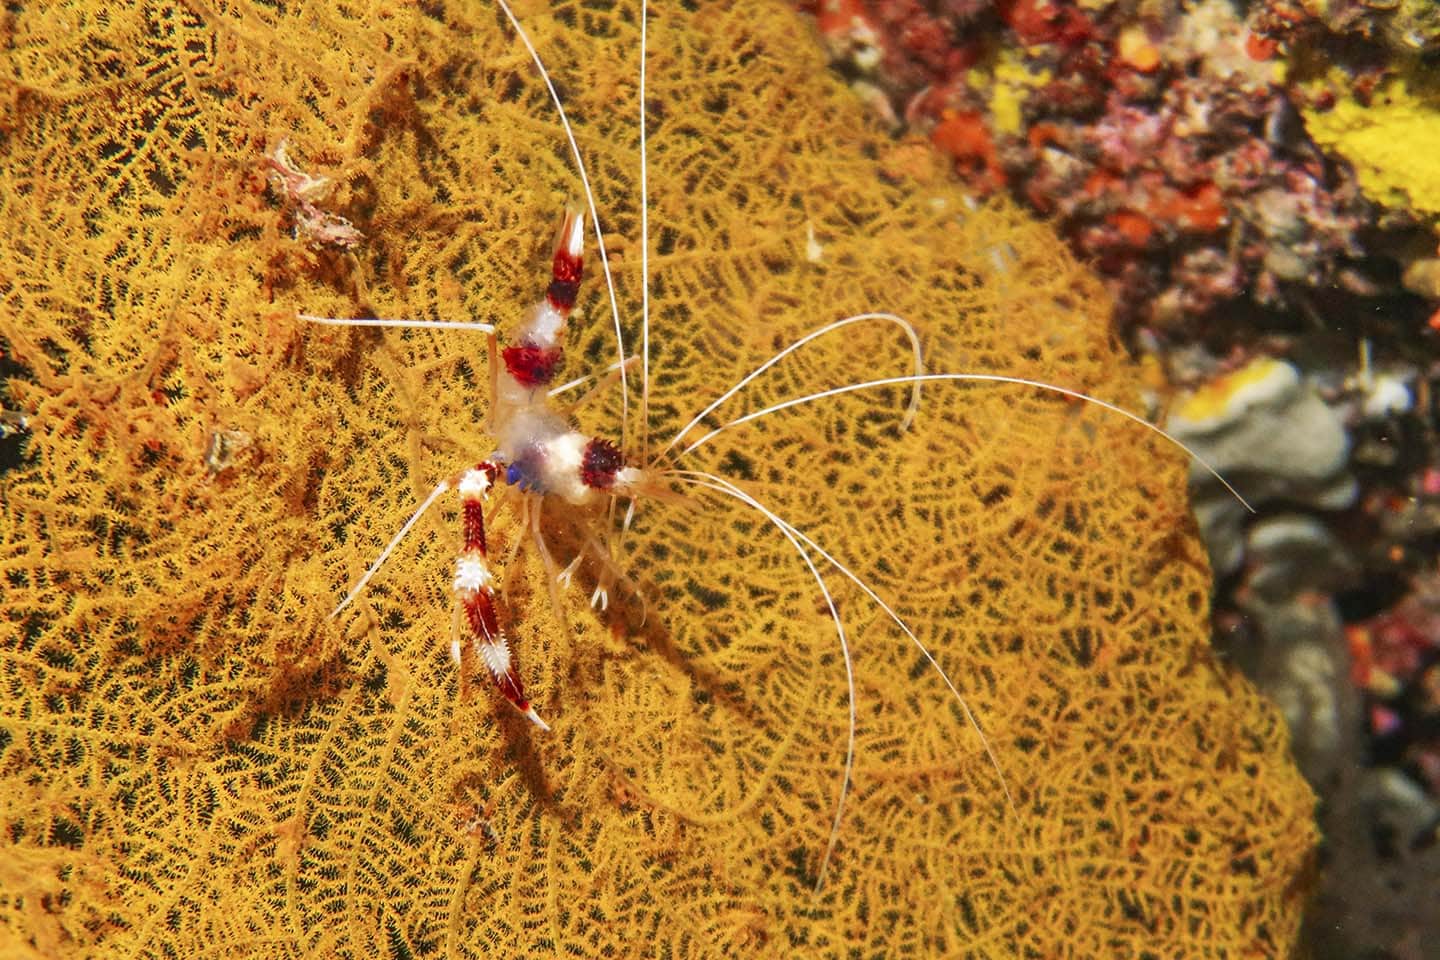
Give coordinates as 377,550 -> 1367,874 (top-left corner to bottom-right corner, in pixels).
451,462 -> 549,730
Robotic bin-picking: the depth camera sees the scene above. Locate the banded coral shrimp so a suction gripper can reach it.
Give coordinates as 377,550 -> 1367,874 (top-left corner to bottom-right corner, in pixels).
292,0 -> 1278,950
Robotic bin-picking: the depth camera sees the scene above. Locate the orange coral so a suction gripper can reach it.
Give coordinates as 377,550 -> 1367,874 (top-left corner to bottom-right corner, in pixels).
930,110 -> 1008,193
0,0 -> 1314,956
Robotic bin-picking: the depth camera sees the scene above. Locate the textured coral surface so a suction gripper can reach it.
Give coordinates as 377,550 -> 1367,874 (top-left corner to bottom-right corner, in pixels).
0,0 -> 1315,956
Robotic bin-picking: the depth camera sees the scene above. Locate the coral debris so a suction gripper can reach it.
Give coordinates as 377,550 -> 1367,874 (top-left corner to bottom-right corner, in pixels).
804,0 -> 1377,334
265,139 -> 365,249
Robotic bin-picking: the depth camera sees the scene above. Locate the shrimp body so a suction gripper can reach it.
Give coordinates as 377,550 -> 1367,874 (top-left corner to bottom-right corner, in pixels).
441,204 -> 657,728
312,201 -> 656,729
488,207 -> 645,506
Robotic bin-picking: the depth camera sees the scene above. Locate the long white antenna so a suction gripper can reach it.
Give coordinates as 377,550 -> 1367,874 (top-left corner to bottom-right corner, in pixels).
659,312 -> 924,463
640,0 -> 651,465
669,470 -> 855,892
679,372 -> 1256,512
667,467 -> 1014,806
300,314 -> 495,333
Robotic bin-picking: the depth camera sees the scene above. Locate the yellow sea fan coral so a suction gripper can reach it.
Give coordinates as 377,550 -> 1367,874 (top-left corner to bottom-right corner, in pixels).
0,0 -> 1315,957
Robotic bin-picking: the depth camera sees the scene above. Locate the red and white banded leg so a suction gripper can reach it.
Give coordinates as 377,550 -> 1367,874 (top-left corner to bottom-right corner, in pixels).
452,462 -> 550,731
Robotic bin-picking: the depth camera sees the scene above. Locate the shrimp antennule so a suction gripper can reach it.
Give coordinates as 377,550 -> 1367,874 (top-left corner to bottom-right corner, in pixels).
665,470 -> 858,892
299,314 -> 496,333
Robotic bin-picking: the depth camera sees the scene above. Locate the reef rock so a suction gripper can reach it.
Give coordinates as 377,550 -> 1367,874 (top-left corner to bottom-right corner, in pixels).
1171,357 -> 1356,575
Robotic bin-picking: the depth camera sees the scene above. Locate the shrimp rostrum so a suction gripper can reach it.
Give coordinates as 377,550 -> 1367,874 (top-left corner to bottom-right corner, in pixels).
301,0 -> 1287,942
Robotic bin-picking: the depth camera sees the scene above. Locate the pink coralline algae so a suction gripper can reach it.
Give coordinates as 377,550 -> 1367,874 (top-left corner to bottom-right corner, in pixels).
804,0 -> 1376,334
1349,575 -> 1440,797
1252,0 -> 1440,57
